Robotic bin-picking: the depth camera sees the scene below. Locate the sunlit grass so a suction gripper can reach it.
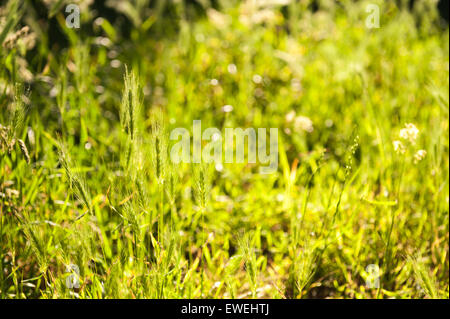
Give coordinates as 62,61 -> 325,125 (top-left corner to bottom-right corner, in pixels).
0,0 -> 448,299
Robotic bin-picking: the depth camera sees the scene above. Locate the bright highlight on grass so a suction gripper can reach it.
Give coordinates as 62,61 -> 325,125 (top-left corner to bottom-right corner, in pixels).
0,0 -> 448,299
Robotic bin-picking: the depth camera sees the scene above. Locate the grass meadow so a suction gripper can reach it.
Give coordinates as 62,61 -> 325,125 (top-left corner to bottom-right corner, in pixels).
0,0 -> 448,299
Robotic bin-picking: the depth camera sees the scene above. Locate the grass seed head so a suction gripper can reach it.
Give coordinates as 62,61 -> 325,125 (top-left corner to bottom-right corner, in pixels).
150,110 -> 168,185
120,66 -> 141,141
192,163 -> 211,211
10,83 -> 27,137
407,254 -> 441,299
17,138 -> 30,163
165,167 -> 179,205
58,141 -> 92,215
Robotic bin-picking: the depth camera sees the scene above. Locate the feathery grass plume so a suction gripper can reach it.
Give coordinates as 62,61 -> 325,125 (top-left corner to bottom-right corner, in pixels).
150,109 -> 168,185
0,0 -> 23,46
58,141 -> 92,215
224,255 -> 242,298
238,235 -> 259,298
120,65 -> 141,140
135,169 -> 150,207
10,83 -> 27,137
120,66 -> 142,172
122,201 -> 140,239
55,218 -> 97,295
119,200 -> 143,260
407,254 -> 442,299
294,241 -> 316,297
165,166 -> 179,228
150,110 -> 168,243
0,124 -> 8,152
1,84 -> 30,162
165,168 -> 178,205
165,166 -> 178,208
68,219 -> 98,270
2,83 -> 27,154
129,140 -> 147,184
22,220 -> 48,273
17,138 -> 29,163
191,161 -> 211,276
192,163 -> 211,212
2,25 -> 30,50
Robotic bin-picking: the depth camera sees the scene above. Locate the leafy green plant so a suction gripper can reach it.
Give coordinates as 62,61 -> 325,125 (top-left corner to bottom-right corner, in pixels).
0,0 -> 448,299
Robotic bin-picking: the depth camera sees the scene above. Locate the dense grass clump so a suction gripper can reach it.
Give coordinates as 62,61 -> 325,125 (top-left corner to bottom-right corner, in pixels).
0,0 -> 448,298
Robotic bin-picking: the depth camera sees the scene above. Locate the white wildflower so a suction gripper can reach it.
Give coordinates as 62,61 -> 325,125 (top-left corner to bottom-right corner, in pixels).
399,123 -> 419,144
252,74 -> 262,84
222,104 -> 233,113
285,110 -> 296,123
294,115 -> 313,133
227,64 -> 237,74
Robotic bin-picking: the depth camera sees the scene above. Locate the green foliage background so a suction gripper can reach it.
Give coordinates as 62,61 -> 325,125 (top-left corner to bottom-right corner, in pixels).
0,0 -> 448,298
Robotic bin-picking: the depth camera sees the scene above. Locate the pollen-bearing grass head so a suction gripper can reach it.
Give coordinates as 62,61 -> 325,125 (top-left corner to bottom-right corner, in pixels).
192,162 -> 212,212
150,109 -> 168,186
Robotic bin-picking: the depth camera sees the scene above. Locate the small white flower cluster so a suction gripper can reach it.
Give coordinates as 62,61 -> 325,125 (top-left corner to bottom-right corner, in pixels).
285,111 -> 313,133
393,123 -> 426,164
399,123 -> 419,144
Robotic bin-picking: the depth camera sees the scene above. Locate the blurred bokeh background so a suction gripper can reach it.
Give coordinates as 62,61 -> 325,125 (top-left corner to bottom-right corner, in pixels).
0,0 -> 448,299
